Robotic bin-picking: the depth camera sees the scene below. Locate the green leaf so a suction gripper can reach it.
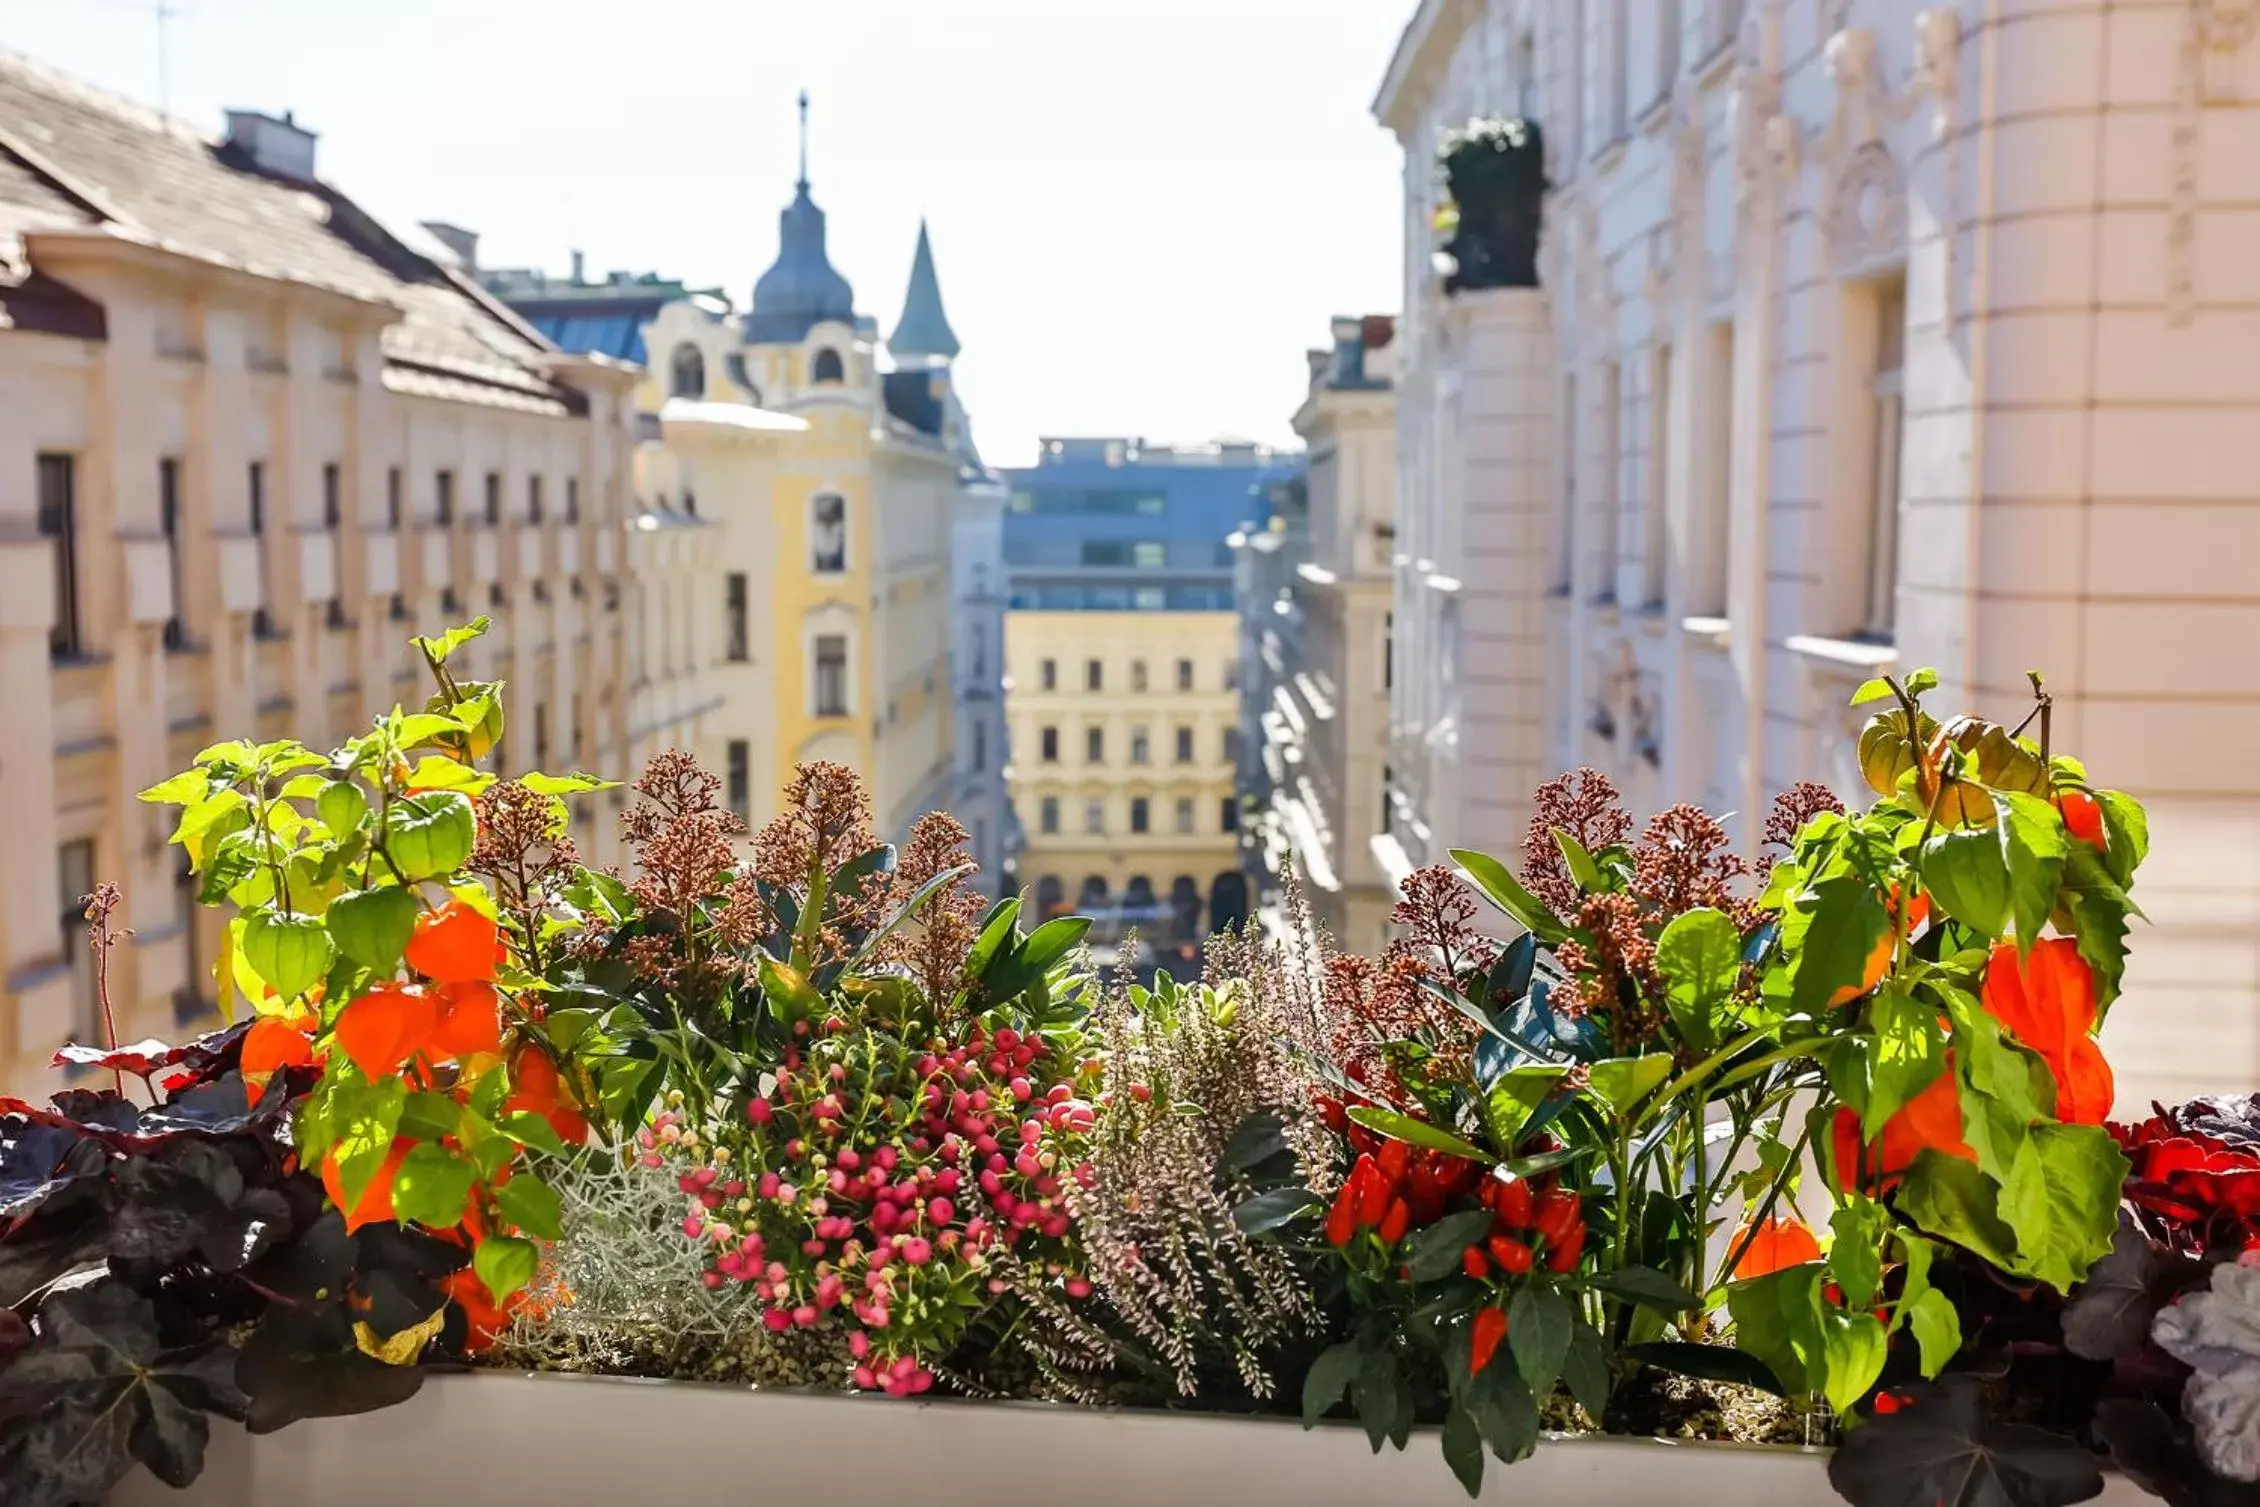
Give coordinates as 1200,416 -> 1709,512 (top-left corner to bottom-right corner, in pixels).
242,912 -> 335,1002
1563,1320 -> 1611,1422
1233,1186 -> 1318,1236
1352,1345 -> 1405,1452
1994,790 -> 2068,956
1903,667 -> 1940,696
383,791 -> 475,880
962,897 -> 1021,985
1507,1285 -> 1571,1400
1585,1054 -> 1672,1117
1404,1210 -> 1497,1282
1345,1107 -> 1487,1163
1829,1198 -> 1888,1311
139,769 -> 212,806
411,616 -> 490,667
1898,1150 -> 2021,1275
1790,875 -> 1890,1015
1623,1340 -> 1787,1397
398,1091 -> 463,1144
316,779 -> 369,838
2095,789 -> 2149,884
1482,1065 -> 1570,1149
498,1111 -> 567,1156
329,1076 -> 407,1208
518,772 -> 620,797
327,887 -> 418,972
1864,982 -> 1948,1138
757,955 -> 824,1025
472,1234 -> 538,1304
1017,915 -> 1092,975
1922,829 -> 2010,936
1907,1287 -> 1962,1377
1441,1406 -> 1485,1497
1589,1265 -> 1703,1314
390,1143 -> 475,1228
1723,1265 -> 1824,1397
1849,677 -> 1898,706
1820,1310 -> 1889,1414
1448,847 -> 1567,943
496,1176 -> 562,1241
1466,1360 -> 1539,1463
1301,1340 -> 1363,1425
1553,829 -> 1606,894
1995,1123 -> 2129,1292
1654,907 -> 1740,1054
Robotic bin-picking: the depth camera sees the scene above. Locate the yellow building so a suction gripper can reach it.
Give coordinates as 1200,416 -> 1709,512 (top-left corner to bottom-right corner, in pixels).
1004,610 -> 1243,945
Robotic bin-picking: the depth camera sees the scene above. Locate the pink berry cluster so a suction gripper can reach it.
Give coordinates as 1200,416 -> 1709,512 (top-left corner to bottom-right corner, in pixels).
660,1017 -> 1100,1397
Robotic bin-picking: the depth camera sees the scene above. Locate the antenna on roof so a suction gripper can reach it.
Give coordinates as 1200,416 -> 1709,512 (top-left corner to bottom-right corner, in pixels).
797,89 -> 810,189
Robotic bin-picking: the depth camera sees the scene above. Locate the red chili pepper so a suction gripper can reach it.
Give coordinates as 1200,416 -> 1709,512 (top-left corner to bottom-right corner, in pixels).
1470,1307 -> 1509,1377
1353,1155 -> 1394,1226
1544,1221 -> 1586,1272
1462,1245 -> 1491,1280
1377,1197 -> 1411,1246
1533,1187 -> 1581,1244
1493,1175 -> 1535,1228
1486,1235 -> 1534,1274
1324,1177 -> 1360,1247
1377,1139 -> 1412,1185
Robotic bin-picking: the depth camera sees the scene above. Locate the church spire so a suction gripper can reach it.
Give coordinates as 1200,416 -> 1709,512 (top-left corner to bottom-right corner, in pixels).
889,218 -> 960,363
796,88 -> 809,190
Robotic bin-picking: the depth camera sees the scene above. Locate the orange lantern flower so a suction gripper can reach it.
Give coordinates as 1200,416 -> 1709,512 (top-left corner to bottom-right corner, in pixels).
505,1049 -> 589,1145
1980,939 -> 2113,1125
333,984 -> 442,1080
439,1265 -> 513,1354
321,1140 -> 413,1233
1730,1215 -> 1824,1280
405,901 -> 500,985
1830,889 -> 1932,1007
2056,791 -> 2107,852
431,980 -> 504,1060
241,1010 -> 318,1105
1832,1060 -> 1976,1193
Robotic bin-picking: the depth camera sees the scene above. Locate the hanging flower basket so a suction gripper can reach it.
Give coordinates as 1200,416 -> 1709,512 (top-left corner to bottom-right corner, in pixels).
1435,117 -> 1548,293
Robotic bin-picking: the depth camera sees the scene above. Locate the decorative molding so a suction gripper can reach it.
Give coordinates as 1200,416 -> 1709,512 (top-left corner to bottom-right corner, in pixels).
1826,142 -> 1909,278
1813,11 -> 1960,282
2170,0 -> 2260,323
1728,4 -> 1797,229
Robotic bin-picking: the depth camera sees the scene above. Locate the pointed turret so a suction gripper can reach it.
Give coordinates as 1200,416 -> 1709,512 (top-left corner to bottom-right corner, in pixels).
889,219 -> 960,363
746,92 -> 856,345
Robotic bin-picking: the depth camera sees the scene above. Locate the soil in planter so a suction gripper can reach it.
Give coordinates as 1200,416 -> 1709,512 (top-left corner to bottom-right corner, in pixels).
1595,1370 -> 1832,1448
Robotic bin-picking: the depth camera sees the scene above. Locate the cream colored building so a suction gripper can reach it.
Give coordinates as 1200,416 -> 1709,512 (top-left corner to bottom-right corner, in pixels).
0,57 -> 680,1091
1374,0 -> 2260,1108
1258,317 -> 1401,956
1005,610 -> 1243,945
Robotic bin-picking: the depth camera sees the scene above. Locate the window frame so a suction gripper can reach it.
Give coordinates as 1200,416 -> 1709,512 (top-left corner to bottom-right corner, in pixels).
36,453 -> 80,660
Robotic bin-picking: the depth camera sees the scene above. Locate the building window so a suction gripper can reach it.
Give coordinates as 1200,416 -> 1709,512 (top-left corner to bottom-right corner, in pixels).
1383,610 -> 1395,691
1175,797 -> 1195,834
726,739 -> 750,822
58,837 -> 96,1036
1130,727 -> 1150,764
36,453 -> 80,660
972,720 -> 986,771
387,466 -> 403,529
812,347 -> 845,384
1222,659 -> 1238,691
1862,274 -> 1907,641
811,493 -> 846,573
1039,796 -> 1061,834
565,478 -> 580,525
1174,726 -> 1194,764
528,476 -> 545,524
670,343 -> 705,399
1040,658 -> 1058,691
1130,797 -> 1151,835
1594,361 -> 1622,602
159,457 -> 186,650
483,472 -> 502,527
1643,344 -> 1673,608
435,469 -> 456,526
1176,658 -> 1194,692
683,490 -> 698,519
322,462 -> 342,528
248,461 -> 273,639
1040,726 -> 1060,762
1132,541 -> 1166,569
813,634 -> 849,716
533,702 -> 550,767
1694,321 -> 1734,617
1132,587 -> 1165,610
1219,798 -> 1239,833
1555,371 -> 1579,592
1130,658 -> 1149,692
1223,727 -> 1243,765
725,573 -> 749,661
572,691 -> 584,759
1083,799 -> 1105,836
1085,658 -> 1103,692
1085,726 -> 1105,764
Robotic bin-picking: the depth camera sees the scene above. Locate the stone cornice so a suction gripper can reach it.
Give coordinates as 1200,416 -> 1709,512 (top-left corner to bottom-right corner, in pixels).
1372,0 -> 1483,137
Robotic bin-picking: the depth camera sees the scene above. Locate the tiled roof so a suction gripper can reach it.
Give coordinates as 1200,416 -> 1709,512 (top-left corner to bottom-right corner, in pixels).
0,50 -> 572,410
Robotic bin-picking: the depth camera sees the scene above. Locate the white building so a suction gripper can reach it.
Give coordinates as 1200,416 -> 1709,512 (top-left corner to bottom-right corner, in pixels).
1374,0 -> 2260,1109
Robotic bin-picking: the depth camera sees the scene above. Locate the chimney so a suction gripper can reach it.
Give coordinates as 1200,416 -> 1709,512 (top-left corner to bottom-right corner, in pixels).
1329,315 -> 1367,385
420,221 -> 480,271
569,249 -> 587,285
223,109 -> 318,182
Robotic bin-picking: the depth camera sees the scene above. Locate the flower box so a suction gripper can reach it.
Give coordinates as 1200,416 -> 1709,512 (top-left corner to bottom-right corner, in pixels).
114,1370 -> 2157,1507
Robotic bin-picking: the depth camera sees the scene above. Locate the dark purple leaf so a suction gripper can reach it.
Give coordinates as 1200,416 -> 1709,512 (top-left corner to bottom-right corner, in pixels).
236,1307 -> 425,1434
2064,1215 -> 2161,1362
1829,1376 -> 2105,1507
0,1120 -> 108,1218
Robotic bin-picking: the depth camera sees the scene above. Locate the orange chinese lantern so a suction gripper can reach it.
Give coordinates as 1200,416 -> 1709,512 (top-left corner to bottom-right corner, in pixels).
1980,939 -> 2113,1125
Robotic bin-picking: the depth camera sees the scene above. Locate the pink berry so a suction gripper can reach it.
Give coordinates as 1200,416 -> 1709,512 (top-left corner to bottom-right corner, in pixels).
747,1097 -> 774,1125
792,1304 -> 819,1329
762,1309 -> 793,1333
928,1198 -> 955,1225
900,1237 -> 933,1266
848,1329 -> 870,1359
1065,1276 -> 1093,1299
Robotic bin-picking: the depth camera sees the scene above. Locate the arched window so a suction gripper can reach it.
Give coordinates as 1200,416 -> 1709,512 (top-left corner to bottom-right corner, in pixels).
669,343 -> 705,399
1208,872 -> 1250,935
1169,876 -> 1201,941
1125,875 -> 1157,916
811,347 -> 845,384
1035,875 -> 1066,919
1078,875 -> 1111,914
811,493 -> 847,573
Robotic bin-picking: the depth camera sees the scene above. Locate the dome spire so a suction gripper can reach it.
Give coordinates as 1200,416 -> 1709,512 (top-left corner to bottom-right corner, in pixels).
797,88 -> 809,190
889,218 -> 960,363
745,90 -> 856,346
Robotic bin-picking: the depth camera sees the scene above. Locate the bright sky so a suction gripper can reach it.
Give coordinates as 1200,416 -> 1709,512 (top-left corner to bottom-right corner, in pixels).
4,0 -> 1409,466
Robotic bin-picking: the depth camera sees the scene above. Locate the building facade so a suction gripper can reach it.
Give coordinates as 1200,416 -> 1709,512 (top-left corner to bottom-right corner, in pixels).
1373,0 -> 2260,1109
1002,438 -> 1303,949
0,57 -> 643,1090
1242,317 -> 1401,955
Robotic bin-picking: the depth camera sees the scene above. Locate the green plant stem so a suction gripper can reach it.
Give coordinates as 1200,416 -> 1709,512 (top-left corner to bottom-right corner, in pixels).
1639,1027 -> 1773,1130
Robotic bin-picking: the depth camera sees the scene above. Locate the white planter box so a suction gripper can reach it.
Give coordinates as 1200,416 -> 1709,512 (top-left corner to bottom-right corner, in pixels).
113,1370 -> 2155,1507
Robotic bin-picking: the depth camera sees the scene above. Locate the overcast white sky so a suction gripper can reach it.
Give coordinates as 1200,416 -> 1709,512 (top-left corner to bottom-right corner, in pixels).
3,0 -> 1409,466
